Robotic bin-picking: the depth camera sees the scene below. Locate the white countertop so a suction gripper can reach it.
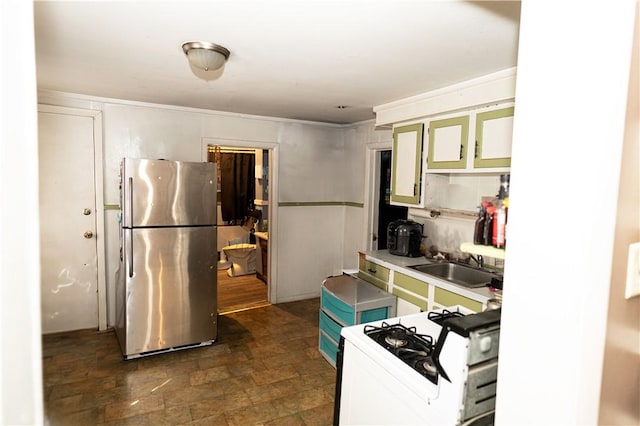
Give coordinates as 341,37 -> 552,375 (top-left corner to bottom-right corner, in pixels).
362,250 -> 497,303
254,231 -> 268,240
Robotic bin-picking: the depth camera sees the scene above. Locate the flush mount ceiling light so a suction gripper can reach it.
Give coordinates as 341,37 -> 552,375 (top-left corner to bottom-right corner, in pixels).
182,41 -> 231,72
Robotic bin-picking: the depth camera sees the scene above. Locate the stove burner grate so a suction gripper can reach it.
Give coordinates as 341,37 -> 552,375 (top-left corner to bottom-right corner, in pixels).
364,322 -> 438,383
427,308 -> 465,325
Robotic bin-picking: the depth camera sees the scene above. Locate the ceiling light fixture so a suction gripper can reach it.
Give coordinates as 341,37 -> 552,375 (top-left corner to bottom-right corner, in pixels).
182,41 -> 231,72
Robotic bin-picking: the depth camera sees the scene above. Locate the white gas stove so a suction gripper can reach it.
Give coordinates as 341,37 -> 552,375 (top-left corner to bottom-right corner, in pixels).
334,307 -> 500,425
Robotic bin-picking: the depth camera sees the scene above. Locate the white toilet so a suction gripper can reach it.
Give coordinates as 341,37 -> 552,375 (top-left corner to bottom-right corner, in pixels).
222,243 -> 257,277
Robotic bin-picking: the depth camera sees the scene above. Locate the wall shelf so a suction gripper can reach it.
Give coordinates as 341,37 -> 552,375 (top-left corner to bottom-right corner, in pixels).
460,242 -> 506,260
410,207 -> 477,220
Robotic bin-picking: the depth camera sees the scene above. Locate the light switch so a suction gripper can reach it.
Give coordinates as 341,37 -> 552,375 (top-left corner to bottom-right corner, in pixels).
625,242 -> 640,299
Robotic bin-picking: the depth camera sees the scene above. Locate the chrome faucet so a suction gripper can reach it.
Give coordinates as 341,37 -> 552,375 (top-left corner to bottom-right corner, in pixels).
468,254 -> 484,269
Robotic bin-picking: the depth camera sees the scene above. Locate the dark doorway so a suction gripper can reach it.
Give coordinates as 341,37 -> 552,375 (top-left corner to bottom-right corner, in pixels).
377,150 -> 408,249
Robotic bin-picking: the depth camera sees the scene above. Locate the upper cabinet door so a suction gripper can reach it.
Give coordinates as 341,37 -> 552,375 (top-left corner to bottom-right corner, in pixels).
427,115 -> 469,170
474,107 -> 514,168
391,123 -> 424,205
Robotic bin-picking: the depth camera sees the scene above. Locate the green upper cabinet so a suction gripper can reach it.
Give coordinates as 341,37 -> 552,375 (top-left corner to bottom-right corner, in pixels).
474,106 -> 514,168
391,123 -> 424,205
427,115 -> 469,170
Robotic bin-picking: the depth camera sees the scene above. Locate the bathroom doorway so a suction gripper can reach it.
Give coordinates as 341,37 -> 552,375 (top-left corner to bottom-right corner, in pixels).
206,143 -> 275,314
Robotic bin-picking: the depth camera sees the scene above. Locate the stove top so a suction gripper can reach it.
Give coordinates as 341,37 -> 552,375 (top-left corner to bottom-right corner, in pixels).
364,322 -> 438,383
363,308 -> 467,384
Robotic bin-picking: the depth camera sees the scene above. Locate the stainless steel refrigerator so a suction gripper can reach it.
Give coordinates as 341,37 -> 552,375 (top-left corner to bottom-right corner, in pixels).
115,158 -> 217,359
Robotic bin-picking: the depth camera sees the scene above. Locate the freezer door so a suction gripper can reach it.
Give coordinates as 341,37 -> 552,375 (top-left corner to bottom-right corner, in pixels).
121,226 -> 217,356
122,158 -> 217,227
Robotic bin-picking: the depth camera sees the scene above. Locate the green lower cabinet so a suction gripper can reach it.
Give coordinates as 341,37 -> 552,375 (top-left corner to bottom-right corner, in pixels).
394,272 -> 429,297
392,287 -> 428,311
433,287 -> 483,312
357,271 -> 389,291
392,272 -> 429,311
358,256 -> 390,291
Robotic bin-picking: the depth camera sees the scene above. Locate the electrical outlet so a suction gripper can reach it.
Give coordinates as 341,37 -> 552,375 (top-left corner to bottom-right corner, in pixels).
625,242 -> 640,299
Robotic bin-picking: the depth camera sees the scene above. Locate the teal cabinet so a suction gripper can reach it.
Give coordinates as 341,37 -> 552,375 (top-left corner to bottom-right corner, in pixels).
319,275 -> 396,367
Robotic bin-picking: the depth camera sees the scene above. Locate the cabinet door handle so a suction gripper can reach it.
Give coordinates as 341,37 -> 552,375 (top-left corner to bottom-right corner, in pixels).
474,141 -> 479,159
460,144 -> 464,160
367,268 -> 377,274
413,184 -> 417,196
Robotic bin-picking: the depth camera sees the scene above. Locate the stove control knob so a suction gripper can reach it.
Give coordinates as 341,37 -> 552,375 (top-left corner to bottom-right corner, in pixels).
479,336 -> 492,352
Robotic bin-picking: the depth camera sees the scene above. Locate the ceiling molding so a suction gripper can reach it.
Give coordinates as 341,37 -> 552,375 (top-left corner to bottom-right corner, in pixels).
374,67 -> 518,126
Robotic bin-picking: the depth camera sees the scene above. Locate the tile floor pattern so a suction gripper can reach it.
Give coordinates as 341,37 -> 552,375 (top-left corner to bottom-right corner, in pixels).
43,298 -> 336,425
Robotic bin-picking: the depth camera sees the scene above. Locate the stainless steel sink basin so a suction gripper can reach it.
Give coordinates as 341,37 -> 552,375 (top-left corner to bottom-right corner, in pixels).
408,262 -> 498,288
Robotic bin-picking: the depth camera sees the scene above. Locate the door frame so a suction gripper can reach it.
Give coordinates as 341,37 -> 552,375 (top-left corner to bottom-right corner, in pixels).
364,141 -> 393,251
37,104 -> 107,330
202,137 -> 279,304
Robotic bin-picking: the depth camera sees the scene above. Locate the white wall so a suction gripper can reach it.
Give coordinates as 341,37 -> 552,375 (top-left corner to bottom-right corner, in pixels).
343,122 -> 382,268
599,3 -> 640,423
0,2 -> 44,424
277,122 -> 345,202
409,174 -> 503,257
38,93 -> 362,322
275,122 -> 352,299
495,2 -> 638,424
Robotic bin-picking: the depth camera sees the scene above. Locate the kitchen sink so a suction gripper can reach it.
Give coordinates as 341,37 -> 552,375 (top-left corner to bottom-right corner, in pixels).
408,262 -> 499,288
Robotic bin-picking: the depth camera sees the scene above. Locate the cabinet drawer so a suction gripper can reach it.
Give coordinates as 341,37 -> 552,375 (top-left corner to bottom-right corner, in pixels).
358,257 -> 390,282
357,272 -> 389,291
392,287 -> 428,311
358,257 -> 390,291
321,287 -> 355,326
393,272 -> 429,297
433,287 -> 483,312
319,310 -> 342,343
319,331 -> 338,367
359,307 -> 390,324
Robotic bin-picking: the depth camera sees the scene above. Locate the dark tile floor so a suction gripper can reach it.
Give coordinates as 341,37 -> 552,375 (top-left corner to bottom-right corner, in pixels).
43,298 -> 336,425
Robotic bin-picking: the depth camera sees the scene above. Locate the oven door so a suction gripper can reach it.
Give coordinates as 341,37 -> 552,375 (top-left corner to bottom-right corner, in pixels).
337,331 -> 468,425
338,339 -> 439,425
335,310 -> 476,425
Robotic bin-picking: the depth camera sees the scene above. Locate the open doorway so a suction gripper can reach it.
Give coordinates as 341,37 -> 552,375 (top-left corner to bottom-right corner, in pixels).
207,144 -> 271,314
375,150 -> 408,249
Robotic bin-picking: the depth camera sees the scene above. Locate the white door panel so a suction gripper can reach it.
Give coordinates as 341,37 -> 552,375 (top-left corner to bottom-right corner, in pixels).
39,110 -> 98,333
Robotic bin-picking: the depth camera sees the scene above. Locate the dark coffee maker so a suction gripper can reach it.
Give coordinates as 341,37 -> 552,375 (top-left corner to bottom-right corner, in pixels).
387,219 -> 423,257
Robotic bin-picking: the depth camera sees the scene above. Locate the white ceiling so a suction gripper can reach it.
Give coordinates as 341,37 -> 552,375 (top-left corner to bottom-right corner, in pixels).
34,1 -> 521,124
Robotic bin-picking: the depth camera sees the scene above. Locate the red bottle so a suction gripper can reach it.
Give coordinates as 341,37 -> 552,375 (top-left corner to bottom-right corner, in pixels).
483,205 -> 495,245
492,174 -> 510,248
492,201 -> 506,248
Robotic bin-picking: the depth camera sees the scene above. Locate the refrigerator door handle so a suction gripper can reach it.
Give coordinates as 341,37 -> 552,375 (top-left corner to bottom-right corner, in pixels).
127,229 -> 134,278
128,177 -> 133,227
127,176 -> 134,278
